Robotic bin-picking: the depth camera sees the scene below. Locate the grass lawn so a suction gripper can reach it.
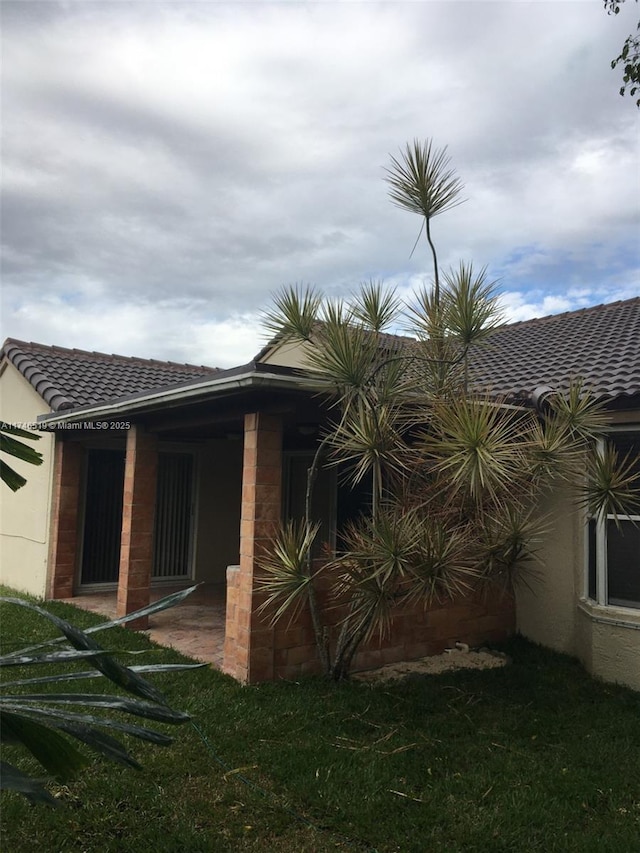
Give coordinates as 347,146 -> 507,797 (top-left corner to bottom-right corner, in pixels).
1,589 -> 639,852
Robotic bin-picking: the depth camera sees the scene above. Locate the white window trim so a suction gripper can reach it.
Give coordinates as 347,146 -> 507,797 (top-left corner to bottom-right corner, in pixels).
585,431 -> 640,611
577,597 -> 640,630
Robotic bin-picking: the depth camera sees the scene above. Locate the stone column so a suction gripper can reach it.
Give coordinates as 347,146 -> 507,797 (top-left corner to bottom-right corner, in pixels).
48,438 -> 83,599
117,425 -> 158,629
223,412 -> 282,683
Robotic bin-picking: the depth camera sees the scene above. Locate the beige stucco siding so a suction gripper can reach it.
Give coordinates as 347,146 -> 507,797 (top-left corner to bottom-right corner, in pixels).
516,485 -> 582,653
516,435 -> 640,693
0,361 -> 54,596
257,339 -> 313,369
193,438 -> 243,583
575,603 -> 640,690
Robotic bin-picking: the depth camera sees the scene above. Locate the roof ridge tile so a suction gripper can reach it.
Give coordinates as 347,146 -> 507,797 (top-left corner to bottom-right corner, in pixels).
2,338 -> 218,372
1,338 -> 221,412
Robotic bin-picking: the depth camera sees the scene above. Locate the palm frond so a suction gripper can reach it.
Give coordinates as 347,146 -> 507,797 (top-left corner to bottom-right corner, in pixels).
385,139 -> 465,220
424,397 -> 529,502
256,520 -> 320,625
336,509 -> 423,587
350,280 -> 401,332
0,761 -> 57,806
1,711 -> 89,782
581,443 -> 640,523
549,380 -> 608,443
2,663 -> 204,689
1,599 -> 169,705
325,398 -> 409,489
335,567 -> 398,646
3,585 -> 202,659
0,591 -> 199,803
441,262 -> 503,345
404,518 -> 478,605
1,424 -> 43,492
527,414 -> 582,483
0,461 -> 27,492
306,314 -> 379,394
477,504 -> 547,593
261,284 -> 322,343
2,694 -> 190,724
405,284 -> 445,341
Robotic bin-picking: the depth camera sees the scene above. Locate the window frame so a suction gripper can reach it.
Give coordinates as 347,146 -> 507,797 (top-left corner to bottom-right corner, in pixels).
282,450 -> 338,553
585,429 -> 640,611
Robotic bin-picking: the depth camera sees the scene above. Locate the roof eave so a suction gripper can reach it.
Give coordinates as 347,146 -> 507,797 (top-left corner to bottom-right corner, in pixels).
37,367 -> 326,427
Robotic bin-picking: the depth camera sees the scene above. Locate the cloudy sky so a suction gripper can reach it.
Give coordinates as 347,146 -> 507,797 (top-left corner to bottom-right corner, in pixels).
2,0 -> 638,368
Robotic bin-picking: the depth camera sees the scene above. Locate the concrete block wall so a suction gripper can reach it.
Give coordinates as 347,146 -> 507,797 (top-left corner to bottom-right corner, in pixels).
269,584 -> 515,681
117,425 -> 158,629
222,410 -> 515,684
222,412 -> 282,682
48,439 -> 83,599
226,554 -> 514,684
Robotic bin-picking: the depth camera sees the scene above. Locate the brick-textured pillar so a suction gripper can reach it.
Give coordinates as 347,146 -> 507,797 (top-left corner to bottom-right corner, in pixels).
223,412 -> 282,683
117,425 -> 158,630
48,438 -> 83,599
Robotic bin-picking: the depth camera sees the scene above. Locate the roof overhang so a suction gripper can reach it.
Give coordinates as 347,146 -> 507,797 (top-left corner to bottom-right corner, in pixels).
38,364 -> 327,428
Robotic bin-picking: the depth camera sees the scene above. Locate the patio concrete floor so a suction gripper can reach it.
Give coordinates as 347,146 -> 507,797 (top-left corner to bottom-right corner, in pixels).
62,583 -> 226,669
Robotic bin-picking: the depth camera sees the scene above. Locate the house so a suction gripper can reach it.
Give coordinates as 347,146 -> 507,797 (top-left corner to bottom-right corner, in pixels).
1,297 -> 638,689
0,340 -> 219,597
467,298 -> 640,690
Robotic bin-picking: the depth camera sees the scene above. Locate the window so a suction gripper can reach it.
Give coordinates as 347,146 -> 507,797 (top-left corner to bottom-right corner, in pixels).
283,452 -> 336,554
283,453 -> 374,555
153,451 -> 195,580
81,449 -> 125,585
587,430 -> 640,610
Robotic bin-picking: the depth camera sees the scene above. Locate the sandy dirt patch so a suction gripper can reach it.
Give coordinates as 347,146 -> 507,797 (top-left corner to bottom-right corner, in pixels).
353,646 -> 509,683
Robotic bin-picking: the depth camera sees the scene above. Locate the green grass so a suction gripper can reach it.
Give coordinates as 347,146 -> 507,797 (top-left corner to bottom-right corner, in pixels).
1,588 -> 639,852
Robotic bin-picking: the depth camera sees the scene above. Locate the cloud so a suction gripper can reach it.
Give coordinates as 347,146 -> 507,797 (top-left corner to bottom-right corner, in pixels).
1,0 -> 638,364
6,278 -> 262,368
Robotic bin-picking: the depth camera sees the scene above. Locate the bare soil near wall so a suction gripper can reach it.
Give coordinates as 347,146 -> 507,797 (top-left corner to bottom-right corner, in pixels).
353,647 -> 509,683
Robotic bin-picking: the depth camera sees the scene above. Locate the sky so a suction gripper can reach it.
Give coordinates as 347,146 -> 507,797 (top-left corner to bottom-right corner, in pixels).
2,0 -> 639,369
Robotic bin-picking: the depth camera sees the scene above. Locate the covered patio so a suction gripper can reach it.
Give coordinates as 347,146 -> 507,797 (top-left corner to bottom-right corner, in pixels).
44,363 -> 515,684
62,582 -> 227,668
45,366 -> 332,683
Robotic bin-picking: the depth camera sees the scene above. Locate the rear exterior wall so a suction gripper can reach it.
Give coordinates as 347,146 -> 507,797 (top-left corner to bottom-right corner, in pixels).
0,362 -> 54,596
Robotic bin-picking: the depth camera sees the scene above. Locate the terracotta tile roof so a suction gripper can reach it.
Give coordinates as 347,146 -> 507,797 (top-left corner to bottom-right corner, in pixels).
254,325 -> 409,364
1,339 -> 220,411
4,298 -> 638,417
257,298 -> 640,405
469,297 -> 640,403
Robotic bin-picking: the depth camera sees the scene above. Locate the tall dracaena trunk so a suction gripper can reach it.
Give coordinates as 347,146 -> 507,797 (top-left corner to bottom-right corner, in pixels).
424,214 -> 450,392
303,433 -> 332,674
425,216 -> 440,305
332,609 -> 374,681
302,341 -> 392,678
371,464 -> 381,519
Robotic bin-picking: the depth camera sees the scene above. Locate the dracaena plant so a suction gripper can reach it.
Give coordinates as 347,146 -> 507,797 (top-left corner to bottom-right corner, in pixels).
0,423 -> 43,492
257,138 -> 640,681
0,588 -> 204,806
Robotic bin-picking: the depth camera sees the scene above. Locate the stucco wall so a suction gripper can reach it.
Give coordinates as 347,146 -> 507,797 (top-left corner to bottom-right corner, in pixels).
258,339 -> 313,369
0,361 -> 54,596
193,438 -> 243,583
516,471 -> 640,694
576,602 -> 640,691
515,484 -> 582,653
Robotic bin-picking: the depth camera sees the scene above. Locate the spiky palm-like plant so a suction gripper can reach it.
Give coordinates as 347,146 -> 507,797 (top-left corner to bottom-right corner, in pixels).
1,420 -> 203,803
385,139 -> 465,303
0,588 -> 204,805
258,139 -> 640,680
1,423 -> 43,492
